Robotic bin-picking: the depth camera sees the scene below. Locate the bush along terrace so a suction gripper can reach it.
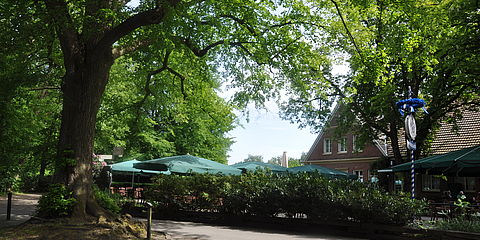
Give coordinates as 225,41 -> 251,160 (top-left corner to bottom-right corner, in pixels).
144,171 -> 427,225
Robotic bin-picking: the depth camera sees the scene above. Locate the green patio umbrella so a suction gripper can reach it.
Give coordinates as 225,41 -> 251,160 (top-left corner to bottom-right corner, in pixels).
110,159 -> 170,187
133,155 -> 242,175
111,159 -> 170,175
380,145 -> 480,176
287,164 -> 357,179
230,162 -> 287,173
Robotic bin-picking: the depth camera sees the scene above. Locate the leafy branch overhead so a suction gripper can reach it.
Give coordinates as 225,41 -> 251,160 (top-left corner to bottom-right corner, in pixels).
4,0 -> 336,219
280,0 -> 480,164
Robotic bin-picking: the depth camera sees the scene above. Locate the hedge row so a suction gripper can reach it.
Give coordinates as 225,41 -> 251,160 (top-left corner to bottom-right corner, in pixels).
144,171 -> 427,225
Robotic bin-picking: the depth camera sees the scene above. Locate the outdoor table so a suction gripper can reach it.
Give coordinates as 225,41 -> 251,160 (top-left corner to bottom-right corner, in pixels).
429,202 -> 454,219
466,204 -> 480,217
429,202 -> 480,219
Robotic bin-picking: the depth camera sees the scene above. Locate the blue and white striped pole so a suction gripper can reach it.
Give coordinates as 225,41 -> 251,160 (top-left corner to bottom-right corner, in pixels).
411,149 -> 415,199
396,87 -> 427,199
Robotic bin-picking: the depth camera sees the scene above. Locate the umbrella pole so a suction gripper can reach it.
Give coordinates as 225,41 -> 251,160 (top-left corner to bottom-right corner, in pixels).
131,171 -> 135,188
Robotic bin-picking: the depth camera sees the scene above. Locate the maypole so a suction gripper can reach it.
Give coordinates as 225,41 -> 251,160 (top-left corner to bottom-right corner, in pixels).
396,87 -> 428,199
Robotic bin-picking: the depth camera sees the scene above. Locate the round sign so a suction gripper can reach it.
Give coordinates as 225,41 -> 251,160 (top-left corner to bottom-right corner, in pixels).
405,114 -> 416,140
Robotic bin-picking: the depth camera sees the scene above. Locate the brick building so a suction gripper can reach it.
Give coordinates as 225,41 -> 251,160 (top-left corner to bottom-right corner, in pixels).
303,106 -> 388,182
304,106 -> 480,198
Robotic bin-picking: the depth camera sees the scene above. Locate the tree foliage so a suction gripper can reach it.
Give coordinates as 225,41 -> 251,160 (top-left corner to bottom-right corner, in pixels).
0,1 -> 62,191
267,153 -> 305,167
1,0 -> 332,218
95,58 -> 236,163
281,0 -> 480,164
243,154 -> 264,162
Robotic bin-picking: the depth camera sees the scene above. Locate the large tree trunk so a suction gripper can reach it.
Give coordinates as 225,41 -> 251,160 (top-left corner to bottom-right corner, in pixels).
55,47 -> 114,219
43,0 -> 175,220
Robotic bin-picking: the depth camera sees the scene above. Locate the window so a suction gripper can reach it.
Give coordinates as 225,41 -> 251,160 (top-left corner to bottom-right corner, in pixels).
323,138 -> 332,154
338,137 -> 347,153
354,170 -> 364,182
422,175 -> 440,191
353,135 -> 363,153
368,170 -> 378,183
455,177 -> 476,192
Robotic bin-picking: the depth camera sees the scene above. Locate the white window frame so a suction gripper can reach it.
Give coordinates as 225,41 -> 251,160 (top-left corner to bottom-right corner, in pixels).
354,170 -> 364,182
353,135 -> 363,153
337,137 -> 347,153
422,175 -> 441,192
323,138 -> 332,154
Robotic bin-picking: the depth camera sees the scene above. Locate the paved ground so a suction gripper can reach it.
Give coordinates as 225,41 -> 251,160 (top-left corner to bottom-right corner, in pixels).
0,193 -> 40,228
151,220 -> 366,240
1,194 -> 366,239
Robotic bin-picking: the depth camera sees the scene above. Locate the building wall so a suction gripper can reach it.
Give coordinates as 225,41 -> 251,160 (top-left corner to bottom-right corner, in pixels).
308,129 -> 384,160
311,160 -> 376,182
305,126 -> 385,182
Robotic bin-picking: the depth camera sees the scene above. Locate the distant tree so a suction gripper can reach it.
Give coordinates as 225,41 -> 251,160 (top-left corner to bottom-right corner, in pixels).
243,154 -> 264,162
267,156 -> 281,165
299,152 -> 307,162
267,155 -> 303,167
288,158 -> 302,167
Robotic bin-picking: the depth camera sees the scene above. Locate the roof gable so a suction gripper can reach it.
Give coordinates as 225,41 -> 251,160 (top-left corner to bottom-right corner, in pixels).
304,104 -> 387,162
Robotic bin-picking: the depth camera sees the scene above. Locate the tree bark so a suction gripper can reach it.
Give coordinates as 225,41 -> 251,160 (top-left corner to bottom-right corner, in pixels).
54,45 -> 114,219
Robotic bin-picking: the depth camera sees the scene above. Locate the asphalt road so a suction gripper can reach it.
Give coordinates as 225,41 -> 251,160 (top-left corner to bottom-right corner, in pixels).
1,194 -> 367,239
151,219 -> 367,240
0,193 -> 40,228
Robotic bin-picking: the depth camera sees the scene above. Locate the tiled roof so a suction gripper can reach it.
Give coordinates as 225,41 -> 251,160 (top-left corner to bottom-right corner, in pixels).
429,110 -> 480,154
387,110 -> 480,157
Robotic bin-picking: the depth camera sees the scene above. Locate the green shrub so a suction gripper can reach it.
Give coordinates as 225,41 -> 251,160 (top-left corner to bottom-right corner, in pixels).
145,172 -> 427,225
435,217 -> 480,233
93,185 -> 121,214
144,174 -> 189,213
36,184 -> 76,218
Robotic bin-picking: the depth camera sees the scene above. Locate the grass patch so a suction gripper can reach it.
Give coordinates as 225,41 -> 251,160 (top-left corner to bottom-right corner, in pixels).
0,215 -> 163,240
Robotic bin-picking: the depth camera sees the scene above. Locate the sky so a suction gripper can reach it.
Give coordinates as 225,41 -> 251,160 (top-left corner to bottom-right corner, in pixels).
225,104 -> 318,165
224,64 -> 349,165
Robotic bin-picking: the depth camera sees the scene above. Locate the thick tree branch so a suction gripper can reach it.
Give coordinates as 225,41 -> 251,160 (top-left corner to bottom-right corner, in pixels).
290,96 -> 333,104
265,21 -> 326,33
331,0 -> 364,63
139,51 -> 172,104
220,14 -> 258,36
29,86 -> 62,91
322,72 -> 390,136
174,36 -> 256,57
166,67 -> 187,99
98,1 -> 179,50
175,37 -> 225,57
44,0 -> 82,70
